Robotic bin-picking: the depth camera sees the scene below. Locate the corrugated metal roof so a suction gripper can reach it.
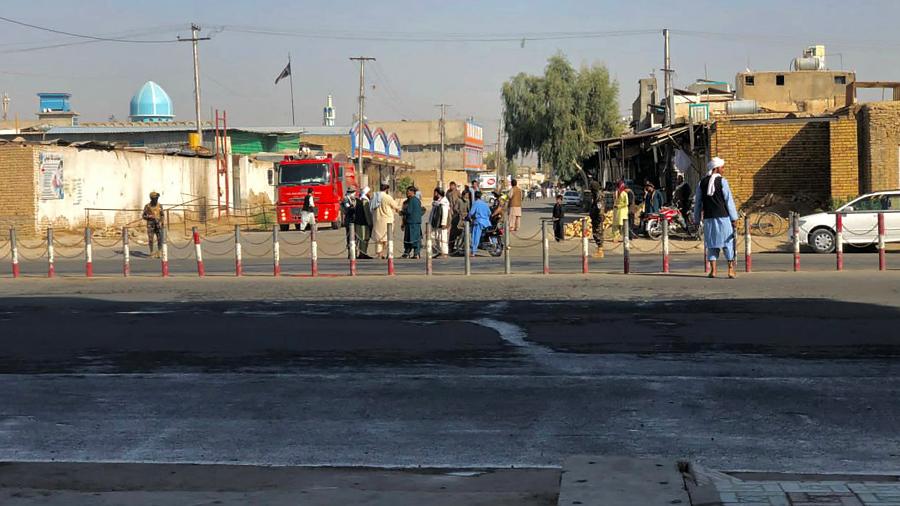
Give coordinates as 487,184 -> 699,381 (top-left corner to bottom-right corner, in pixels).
297,126 -> 350,136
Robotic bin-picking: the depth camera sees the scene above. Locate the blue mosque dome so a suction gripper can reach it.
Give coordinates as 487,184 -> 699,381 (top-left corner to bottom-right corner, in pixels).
129,81 -> 174,122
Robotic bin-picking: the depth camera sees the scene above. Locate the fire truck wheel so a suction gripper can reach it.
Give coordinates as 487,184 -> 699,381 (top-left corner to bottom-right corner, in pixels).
280,224 -> 290,232
331,220 -> 340,230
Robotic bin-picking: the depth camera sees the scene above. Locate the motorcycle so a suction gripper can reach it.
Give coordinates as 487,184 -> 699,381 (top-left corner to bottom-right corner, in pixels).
452,221 -> 505,257
645,207 -> 702,241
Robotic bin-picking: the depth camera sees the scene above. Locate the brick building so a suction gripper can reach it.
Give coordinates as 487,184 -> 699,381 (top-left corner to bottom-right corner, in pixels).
857,101 -> 900,193
710,103 -> 899,211
709,112 -> 859,209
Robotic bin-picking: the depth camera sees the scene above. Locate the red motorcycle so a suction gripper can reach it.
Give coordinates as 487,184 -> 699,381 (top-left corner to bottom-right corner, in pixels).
645,207 -> 702,241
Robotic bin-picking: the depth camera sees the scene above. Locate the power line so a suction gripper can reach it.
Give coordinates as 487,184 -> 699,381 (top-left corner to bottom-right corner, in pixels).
0,15 -> 182,43
220,25 -> 658,43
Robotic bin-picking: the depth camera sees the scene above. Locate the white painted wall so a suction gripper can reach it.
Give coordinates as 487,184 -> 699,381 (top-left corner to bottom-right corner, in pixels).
32,146 -> 272,231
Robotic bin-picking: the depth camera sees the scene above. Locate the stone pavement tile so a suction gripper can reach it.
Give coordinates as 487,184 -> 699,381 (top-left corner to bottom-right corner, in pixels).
557,456 -> 689,506
849,484 -> 900,494
782,482 -> 853,493
786,491 -> 863,505
732,491 -> 792,503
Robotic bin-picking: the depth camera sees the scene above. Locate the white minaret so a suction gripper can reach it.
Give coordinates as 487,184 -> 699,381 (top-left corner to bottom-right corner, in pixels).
323,95 -> 336,126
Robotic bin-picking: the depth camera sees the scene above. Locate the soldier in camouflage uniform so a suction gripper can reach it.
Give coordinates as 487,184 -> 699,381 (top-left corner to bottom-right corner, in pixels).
142,191 -> 165,258
589,183 -> 605,259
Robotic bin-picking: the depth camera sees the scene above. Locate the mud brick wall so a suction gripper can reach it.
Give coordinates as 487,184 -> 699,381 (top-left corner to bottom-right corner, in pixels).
0,144 -> 37,236
711,116 -> 858,209
829,114 -> 860,201
858,101 -> 900,193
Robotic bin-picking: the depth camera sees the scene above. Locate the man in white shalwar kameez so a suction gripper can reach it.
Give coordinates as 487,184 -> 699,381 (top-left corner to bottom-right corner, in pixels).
694,157 -> 739,278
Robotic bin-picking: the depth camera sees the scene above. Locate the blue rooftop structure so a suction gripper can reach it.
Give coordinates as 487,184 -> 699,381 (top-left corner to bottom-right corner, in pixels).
129,81 -> 174,122
37,93 -> 72,112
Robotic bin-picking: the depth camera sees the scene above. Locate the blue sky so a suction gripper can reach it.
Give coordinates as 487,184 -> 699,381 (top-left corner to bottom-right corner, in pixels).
2,0 -> 900,144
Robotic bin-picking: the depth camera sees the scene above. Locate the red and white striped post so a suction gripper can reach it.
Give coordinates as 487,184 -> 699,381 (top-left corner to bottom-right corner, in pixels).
623,217 -> 631,274
347,224 -> 357,276
192,227 -> 205,277
542,220 -> 550,275
425,222 -> 433,276
744,218 -> 752,273
878,212 -> 886,271
122,227 -> 130,277
835,213 -> 844,272
47,228 -> 55,278
581,219 -> 590,274
234,225 -> 242,277
386,222 -> 395,276
273,225 -> 281,277
9,228 -> 19,278
792,212 -> 801,272
661,218 -> 670,274
310,224 -> 319,277
160,226 -> 169,277
84,227 -> 94,278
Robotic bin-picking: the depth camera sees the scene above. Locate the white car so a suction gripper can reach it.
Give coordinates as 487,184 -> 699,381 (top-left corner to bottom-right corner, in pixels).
796,190 -> 900,253
562,190 -> 582,207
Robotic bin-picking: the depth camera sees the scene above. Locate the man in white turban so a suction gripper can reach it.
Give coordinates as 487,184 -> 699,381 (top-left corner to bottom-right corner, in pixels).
693,157 -> 739,278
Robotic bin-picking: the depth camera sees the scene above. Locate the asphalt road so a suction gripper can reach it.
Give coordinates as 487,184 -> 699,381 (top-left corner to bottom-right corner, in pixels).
2,281 -> 900,473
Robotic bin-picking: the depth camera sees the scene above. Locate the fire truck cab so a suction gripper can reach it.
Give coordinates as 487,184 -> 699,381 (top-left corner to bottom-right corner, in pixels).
275,152 -> 357,231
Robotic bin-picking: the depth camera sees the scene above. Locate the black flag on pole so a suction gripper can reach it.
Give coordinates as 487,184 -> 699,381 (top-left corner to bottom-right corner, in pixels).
274,61 -> 291,85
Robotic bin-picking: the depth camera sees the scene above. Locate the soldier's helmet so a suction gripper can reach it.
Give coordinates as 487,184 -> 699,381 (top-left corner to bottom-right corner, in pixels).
149,191 -> 160,199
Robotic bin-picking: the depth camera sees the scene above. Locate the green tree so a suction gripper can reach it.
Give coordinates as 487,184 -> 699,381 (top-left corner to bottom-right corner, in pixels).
501,53 -> 620,181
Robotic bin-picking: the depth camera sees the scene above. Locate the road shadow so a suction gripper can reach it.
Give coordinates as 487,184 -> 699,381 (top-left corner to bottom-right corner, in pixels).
1,297 -> 899,373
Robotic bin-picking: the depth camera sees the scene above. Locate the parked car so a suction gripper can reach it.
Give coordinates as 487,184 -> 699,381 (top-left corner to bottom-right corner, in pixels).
795,190 -> 900,253
562,190 -> 581,207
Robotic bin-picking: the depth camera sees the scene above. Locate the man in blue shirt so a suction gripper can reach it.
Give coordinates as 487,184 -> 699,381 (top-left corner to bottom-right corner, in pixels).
468,191 -> 492,255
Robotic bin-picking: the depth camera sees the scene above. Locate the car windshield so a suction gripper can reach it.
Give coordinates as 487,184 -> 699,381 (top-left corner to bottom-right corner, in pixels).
845,194 -> 897,212
278,163 -> 329,185
565,191 -> 578,197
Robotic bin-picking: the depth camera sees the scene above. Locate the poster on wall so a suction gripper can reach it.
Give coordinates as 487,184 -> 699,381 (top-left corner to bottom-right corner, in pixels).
39,152 -> 64,200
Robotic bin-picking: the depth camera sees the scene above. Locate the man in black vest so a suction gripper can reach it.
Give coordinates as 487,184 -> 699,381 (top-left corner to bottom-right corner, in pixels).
299,188 -> 316,232
693,157 -> 739,278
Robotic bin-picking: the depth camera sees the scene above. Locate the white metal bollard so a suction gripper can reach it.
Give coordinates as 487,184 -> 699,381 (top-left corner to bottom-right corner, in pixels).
273,225 -> 281,277
9,228 -> 19,278
234,225 -> 243,276
122,227 -> 130,277
47,228 -> 55,278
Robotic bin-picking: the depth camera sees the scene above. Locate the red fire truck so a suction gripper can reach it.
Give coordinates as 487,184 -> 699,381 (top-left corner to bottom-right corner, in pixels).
275,153 -> 358,231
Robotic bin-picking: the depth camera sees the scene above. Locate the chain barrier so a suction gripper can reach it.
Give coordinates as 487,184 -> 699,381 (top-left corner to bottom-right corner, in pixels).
201,243 -> 236,256
668,239 -> 704,252
240,234 -> 273,246
511,229 -> 542,242
52,238 -> 86,249
17,247 -> 47,261
280,233 -> 311,246
92,238 -> 122,248
280,243 -> 311,257
548,240 -> 584,254
202,234 -> 237,245
628,239 -> 663,253
316,243 -> 349,257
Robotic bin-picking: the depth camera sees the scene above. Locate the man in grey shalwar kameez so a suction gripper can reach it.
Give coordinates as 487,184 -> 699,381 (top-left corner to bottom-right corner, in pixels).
694,157 -> 739,278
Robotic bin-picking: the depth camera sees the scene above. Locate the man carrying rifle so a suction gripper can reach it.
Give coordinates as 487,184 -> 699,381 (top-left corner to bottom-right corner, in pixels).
142,191 -> 165,258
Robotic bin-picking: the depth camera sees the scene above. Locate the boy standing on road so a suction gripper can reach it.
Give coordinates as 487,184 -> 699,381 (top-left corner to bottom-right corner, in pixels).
552,194 -> 565,242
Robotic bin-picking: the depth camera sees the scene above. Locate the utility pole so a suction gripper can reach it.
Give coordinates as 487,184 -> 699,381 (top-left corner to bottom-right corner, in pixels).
435,104 -> 451,189
663,28 -> 673,126
350,57 -> 376,186
496,117 -> 503,184
179,24 -> 210,146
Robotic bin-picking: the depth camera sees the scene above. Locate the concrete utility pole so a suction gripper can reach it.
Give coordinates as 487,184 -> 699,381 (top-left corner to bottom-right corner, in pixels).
496,117 -> 503,183
663,28 -> 674,126
435,103 -> 451,189
351,57 -> 376,185
179,24 -> 211,146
